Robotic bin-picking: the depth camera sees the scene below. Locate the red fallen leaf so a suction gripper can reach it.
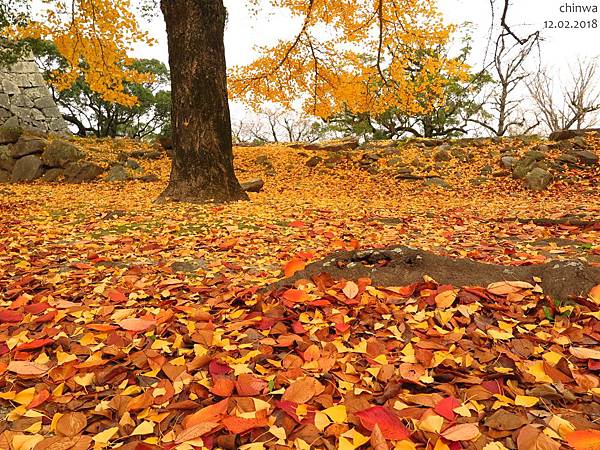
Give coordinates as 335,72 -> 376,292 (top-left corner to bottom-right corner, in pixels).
33,310 -> 57,324
281,289 -> 309,303
284,258 -> 306,277
589,360 -> 600,371
566,430 -> 600,450
222,416 -> 268,434
482,380 -> 503,394
291,321 -> 307,334
296,251 -> 314,260
209,359 -> 232,377
16,338 -> 54,352
27,389 -> 50,409
25,302 -> 49,314
182,399 -> 229,429
289,220 -> 306,227
106,289 -> 128,303
257,317 -> 277,330
335,323 -> 351,333
210,377 -> 235,397
0,310 -> 23,323
235,373 -> 267,396
434,396 -> 461,421
355,406 -> 410,440
71,262 -> 93,270
117,318 -> 155,332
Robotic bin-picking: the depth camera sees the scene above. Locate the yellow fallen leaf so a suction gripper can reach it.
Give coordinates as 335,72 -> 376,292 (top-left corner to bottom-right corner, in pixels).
132,420 -> 155,436
418,414 -> 444,433
515,395 -> 539,407
93,426 -> 119,444
323,405 -> 347,424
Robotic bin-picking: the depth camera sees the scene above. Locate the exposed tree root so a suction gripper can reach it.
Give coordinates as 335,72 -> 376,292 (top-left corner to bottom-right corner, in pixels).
498,216 -> 599,228
273,246 -> 600,300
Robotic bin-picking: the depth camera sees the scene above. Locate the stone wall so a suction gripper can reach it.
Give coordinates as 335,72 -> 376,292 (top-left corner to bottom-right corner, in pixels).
0,54 -> 68,134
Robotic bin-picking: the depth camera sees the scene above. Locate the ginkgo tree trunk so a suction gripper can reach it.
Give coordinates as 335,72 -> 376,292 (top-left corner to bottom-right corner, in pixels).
159,0 -> 248,203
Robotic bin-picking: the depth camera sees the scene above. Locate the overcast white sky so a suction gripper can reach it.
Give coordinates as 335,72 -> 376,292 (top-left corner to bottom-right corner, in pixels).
132,0 -> 600,67
126,0 -> 600,120
30,0 -> 600,124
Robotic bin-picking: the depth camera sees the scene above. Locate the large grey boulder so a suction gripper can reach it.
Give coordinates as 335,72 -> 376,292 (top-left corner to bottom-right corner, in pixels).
525,168 -> 553,191
41,139 -> 84,167
0,146 -> 15,172
41,168 -> 64,182
11,135 -> 48,158
512,155 -> 538,179
11,155 -> 43,181
501,156 -> 517,169
0,125 -> 22,145
574,150 -> 598,165
0,170 -> 10,183
64,161 -> 104,183
241,178 -> 264,193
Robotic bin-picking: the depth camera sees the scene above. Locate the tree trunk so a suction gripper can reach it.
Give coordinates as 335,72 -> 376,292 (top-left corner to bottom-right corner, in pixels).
159,0 -> 248,203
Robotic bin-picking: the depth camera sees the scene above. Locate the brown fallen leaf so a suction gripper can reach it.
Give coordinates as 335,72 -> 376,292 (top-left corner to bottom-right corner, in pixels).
517,425 -> 560,450
281,376 -> 325,404
175,422 -> 219,444
56,412 -> 88,437
484,409 -> 528,431
370,424 -> 389,450
7,361 -> 48,376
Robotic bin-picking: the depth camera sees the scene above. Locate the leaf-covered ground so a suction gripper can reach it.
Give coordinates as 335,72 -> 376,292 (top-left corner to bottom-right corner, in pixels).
0,137 -> 599,450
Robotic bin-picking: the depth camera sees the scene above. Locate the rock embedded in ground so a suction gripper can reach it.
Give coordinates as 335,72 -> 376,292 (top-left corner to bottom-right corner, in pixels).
423,177 -> 450,189
41,139 -> 84,168
525,167 -> 553,191
138,174 -> 159,183
434,148 -> 451,162
241,178 -> 264,193
501,156 -> 517,169
556,153 -> 578,165
11,155 -> 43,181
124,158 -> 142,171
64,161 -> 104,183
305,156 -> 322,168
107,164 -> 129,182
574,150 -> 598,165
41,168 -> 64,182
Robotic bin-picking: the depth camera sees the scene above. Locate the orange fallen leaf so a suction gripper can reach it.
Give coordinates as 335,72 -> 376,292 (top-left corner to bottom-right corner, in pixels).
284,258 -> 306,277
117,318 -> 156,332
566,430 -> 600,450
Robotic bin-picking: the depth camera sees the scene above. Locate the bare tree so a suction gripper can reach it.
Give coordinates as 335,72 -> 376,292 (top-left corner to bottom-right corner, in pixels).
471,31 -> 540,136
528,58 -> 600,132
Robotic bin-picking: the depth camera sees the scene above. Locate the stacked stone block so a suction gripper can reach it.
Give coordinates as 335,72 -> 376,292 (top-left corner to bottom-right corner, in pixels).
0,54 -> 68,133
